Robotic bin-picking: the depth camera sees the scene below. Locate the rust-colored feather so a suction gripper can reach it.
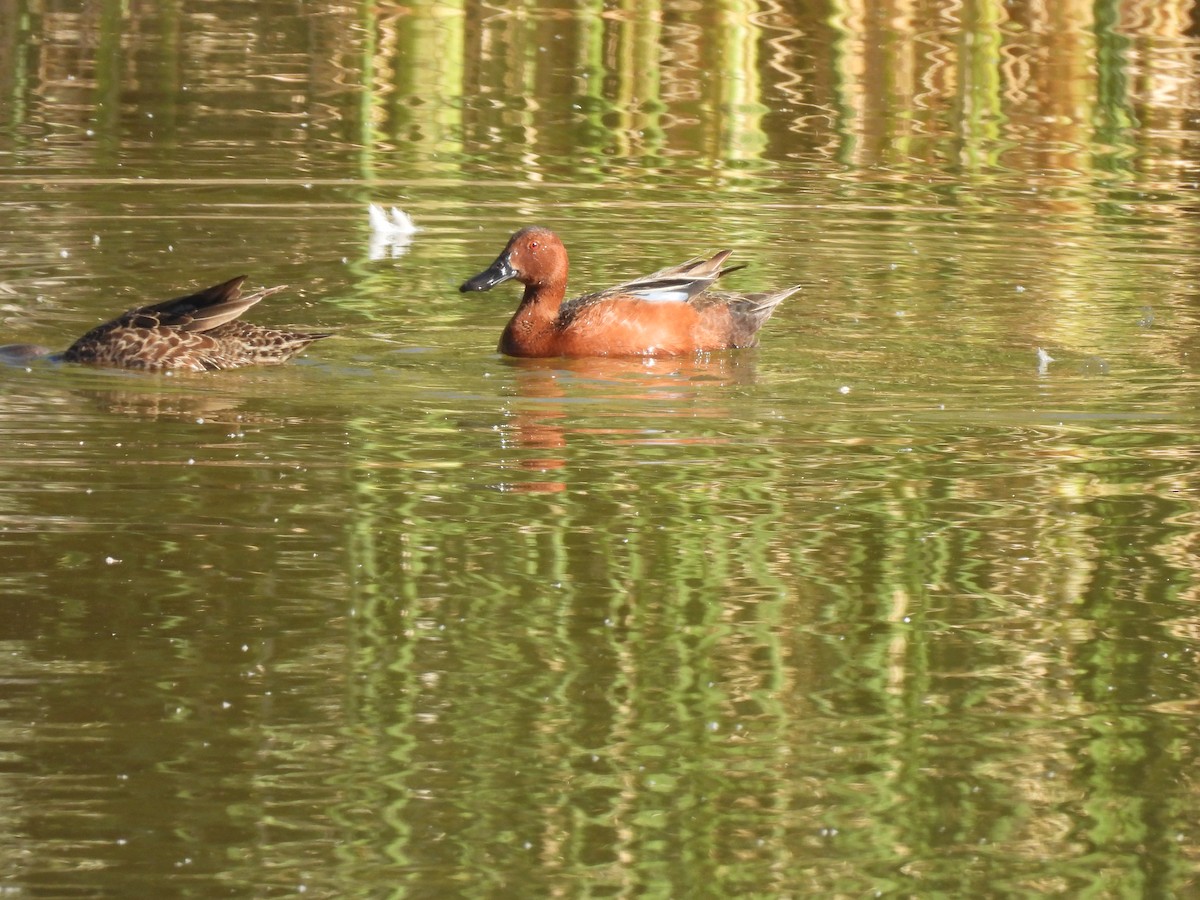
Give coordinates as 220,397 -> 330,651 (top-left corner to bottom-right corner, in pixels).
461,227 -> 799,357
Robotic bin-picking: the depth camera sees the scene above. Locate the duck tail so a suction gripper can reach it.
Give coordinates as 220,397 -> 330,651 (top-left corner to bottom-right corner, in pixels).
749,284 -> 801,325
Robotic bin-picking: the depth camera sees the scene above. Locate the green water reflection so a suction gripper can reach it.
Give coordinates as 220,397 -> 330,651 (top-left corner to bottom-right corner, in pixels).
3,0 -> 1200,896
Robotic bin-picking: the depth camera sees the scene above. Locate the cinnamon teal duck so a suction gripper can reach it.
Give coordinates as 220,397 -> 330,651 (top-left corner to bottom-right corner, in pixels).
459,226 -> 799,358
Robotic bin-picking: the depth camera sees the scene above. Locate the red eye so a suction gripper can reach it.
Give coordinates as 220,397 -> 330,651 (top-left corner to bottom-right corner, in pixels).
529,240 -> 539,250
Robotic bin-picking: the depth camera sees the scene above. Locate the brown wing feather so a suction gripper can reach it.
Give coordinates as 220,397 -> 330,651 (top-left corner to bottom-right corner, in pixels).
123,276 -> 285,332
562,250 -> 740,325
61,277 -> 326,371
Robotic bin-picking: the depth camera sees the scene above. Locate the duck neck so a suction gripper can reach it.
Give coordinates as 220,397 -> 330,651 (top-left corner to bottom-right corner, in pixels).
500,281 -> 566,355
522,279 -> 565,312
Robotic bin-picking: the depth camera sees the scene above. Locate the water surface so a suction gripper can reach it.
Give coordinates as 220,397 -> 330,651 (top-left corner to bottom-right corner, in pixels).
2,1 -> 1200,896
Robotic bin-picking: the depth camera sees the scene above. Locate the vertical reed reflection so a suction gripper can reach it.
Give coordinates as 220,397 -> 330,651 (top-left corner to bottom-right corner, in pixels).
2,0 -> 1196,183
3,0 -> 1200,895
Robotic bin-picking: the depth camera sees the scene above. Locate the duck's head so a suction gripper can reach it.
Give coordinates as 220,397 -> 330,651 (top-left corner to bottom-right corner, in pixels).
460,226 -> 568,293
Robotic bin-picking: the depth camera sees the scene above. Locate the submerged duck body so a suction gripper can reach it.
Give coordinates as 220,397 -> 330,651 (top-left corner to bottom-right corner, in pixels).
54,275 -> 330,372
460,226 -> 799,358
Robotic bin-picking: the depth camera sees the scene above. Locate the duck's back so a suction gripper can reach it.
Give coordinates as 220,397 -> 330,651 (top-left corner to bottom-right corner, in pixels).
548,251 -> 794,356
62,277 -> 329,372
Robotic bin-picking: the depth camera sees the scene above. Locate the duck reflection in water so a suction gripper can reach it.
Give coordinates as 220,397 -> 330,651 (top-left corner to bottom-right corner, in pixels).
496,354 -> 763,495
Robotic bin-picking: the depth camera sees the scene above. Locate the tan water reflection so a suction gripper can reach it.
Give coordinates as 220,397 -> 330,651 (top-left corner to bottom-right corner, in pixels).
495,354 -> 763,492
2,0 -> 1193,176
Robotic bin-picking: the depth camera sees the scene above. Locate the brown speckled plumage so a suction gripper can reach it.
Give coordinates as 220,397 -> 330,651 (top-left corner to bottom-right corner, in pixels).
60,276 -> 330,372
